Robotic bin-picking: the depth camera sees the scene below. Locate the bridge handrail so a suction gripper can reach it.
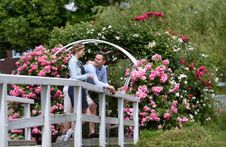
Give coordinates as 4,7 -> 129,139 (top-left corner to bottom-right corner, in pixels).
0,74 -> 139,102
0,74 -> 140,147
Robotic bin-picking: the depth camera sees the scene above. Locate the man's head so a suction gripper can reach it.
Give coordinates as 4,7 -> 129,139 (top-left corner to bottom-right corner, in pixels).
94,52 -> 107,67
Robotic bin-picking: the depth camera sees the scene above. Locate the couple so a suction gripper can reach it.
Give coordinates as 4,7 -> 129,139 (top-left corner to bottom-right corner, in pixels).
61,43 -> 116,141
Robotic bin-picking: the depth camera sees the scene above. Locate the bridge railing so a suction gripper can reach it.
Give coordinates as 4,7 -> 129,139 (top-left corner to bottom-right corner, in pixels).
0,74 -> 140,147
215,82 -> 226,111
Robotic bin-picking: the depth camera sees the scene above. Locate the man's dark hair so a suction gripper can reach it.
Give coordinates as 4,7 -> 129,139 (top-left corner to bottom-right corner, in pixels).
97,52 -> 108,61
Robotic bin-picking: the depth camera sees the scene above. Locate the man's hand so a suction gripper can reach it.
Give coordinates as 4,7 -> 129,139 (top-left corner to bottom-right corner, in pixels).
107,85 -> 116,95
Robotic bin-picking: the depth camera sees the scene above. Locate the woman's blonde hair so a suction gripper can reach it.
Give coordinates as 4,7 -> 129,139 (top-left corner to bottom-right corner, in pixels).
71,43 -> 85,55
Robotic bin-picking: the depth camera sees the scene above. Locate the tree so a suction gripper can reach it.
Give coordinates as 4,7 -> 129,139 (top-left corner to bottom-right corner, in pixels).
0,0 -> 126,57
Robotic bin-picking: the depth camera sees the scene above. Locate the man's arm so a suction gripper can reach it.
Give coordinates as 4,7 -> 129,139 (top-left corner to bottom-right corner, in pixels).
85,64 -> 109,88
100,66 -> 116,94
101,67 -> 108,84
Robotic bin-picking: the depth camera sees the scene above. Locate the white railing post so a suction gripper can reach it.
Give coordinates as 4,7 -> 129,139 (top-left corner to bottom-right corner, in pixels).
73,86 -> 82,147
118,98 -> 124,147
133,102 -> 139,144
24,104 -> 31,140
41,85 -> 51,147
0,83 -> 8,147
99,93 -> 106,147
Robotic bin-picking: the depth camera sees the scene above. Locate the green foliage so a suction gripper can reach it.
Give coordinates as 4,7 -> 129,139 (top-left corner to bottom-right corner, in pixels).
0,0 -> 69,51
49,0 -> 223,72
95,0 -> 226,72
0,0 -> 125,55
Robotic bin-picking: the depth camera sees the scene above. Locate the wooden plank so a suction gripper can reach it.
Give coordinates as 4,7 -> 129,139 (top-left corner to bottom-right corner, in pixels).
133,102 -> 139,144
51,113 -> 76,124
118,98 -> 124,147
51,114 -> 132,126
24,104 -> 31,140
51,114 -> 102,124
109,92 -> 140,103
0,83 -> 8,147
106,117 -> 119,125
99,93 -> 106,147
8,140 -> 37,146
8,116 -> 44,130
51,138 -> 134,147
215,95 -> 226,99
7,96 -> 34,104
8,115 -> 133,130
8,116 -> 43,130
124,120 -> 135,126
82,114 -> 101,123
74,86 -> 82,146
217,82 -> 226,87
41,85 -> 51,147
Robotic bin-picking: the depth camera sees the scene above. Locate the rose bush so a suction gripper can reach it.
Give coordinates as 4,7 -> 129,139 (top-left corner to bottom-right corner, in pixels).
123,54 -> 214,130
123,55 -> 188,130
8,45 -> 70,142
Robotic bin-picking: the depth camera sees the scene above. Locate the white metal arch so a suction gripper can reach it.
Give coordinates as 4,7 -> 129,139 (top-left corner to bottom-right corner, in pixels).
54,39 -> 137,86
54,39 -> 137,64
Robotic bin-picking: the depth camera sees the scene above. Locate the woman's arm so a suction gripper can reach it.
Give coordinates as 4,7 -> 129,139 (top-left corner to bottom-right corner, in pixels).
69,59 -> 89,81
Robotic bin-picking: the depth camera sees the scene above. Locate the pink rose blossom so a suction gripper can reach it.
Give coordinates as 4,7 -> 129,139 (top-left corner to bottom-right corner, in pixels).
164,112 -> 171,121
151,54 -> 162,61
182,117 -> 188,123
160,73 -> 168,83
143,106 -> 150,112
170,84 -> 180,93
171,107 -> 178,114
177,117 -> 183,123
152,86 -> 163,96
32,127 -> 41,134
158,125 -> 163,129
162,59 -> 169,65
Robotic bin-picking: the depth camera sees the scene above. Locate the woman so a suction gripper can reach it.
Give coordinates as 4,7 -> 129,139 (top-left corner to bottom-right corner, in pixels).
61,43 -> 93,141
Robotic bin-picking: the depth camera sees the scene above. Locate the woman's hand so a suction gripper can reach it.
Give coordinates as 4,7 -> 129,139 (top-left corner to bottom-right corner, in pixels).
88,73 -> 94,79
86,60 -> 95,65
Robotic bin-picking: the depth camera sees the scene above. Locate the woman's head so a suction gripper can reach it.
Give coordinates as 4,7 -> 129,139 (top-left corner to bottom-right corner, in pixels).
71,43 -> 85,57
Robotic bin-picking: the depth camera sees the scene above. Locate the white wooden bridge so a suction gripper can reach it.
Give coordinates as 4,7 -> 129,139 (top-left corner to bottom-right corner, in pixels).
0,74 -> 140,147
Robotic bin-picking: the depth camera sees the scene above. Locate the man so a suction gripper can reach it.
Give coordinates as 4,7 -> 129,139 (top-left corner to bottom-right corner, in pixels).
85,52 -> 115,93
84,52 -> 116,138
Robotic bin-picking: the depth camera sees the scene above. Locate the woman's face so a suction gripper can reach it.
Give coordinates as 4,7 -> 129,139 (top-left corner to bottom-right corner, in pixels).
76,48 -> 85,58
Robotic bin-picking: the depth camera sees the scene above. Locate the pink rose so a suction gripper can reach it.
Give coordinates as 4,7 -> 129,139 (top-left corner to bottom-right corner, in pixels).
152,86 -> 163,96
143,106 -> 150,111
162,59 -> 169,65
164,112 -> 171,121
151,54 -> 162,61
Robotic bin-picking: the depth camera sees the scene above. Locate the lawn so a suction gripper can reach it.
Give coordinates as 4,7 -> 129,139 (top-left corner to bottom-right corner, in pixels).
137,123 -> 226,147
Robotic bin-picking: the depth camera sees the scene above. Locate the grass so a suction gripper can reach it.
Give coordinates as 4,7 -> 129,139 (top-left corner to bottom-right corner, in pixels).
136,123 -> 226,147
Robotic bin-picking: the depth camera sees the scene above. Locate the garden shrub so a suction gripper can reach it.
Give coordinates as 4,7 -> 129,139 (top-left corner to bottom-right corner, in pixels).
123,54 -> 214,130
8,45 -> 69,141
